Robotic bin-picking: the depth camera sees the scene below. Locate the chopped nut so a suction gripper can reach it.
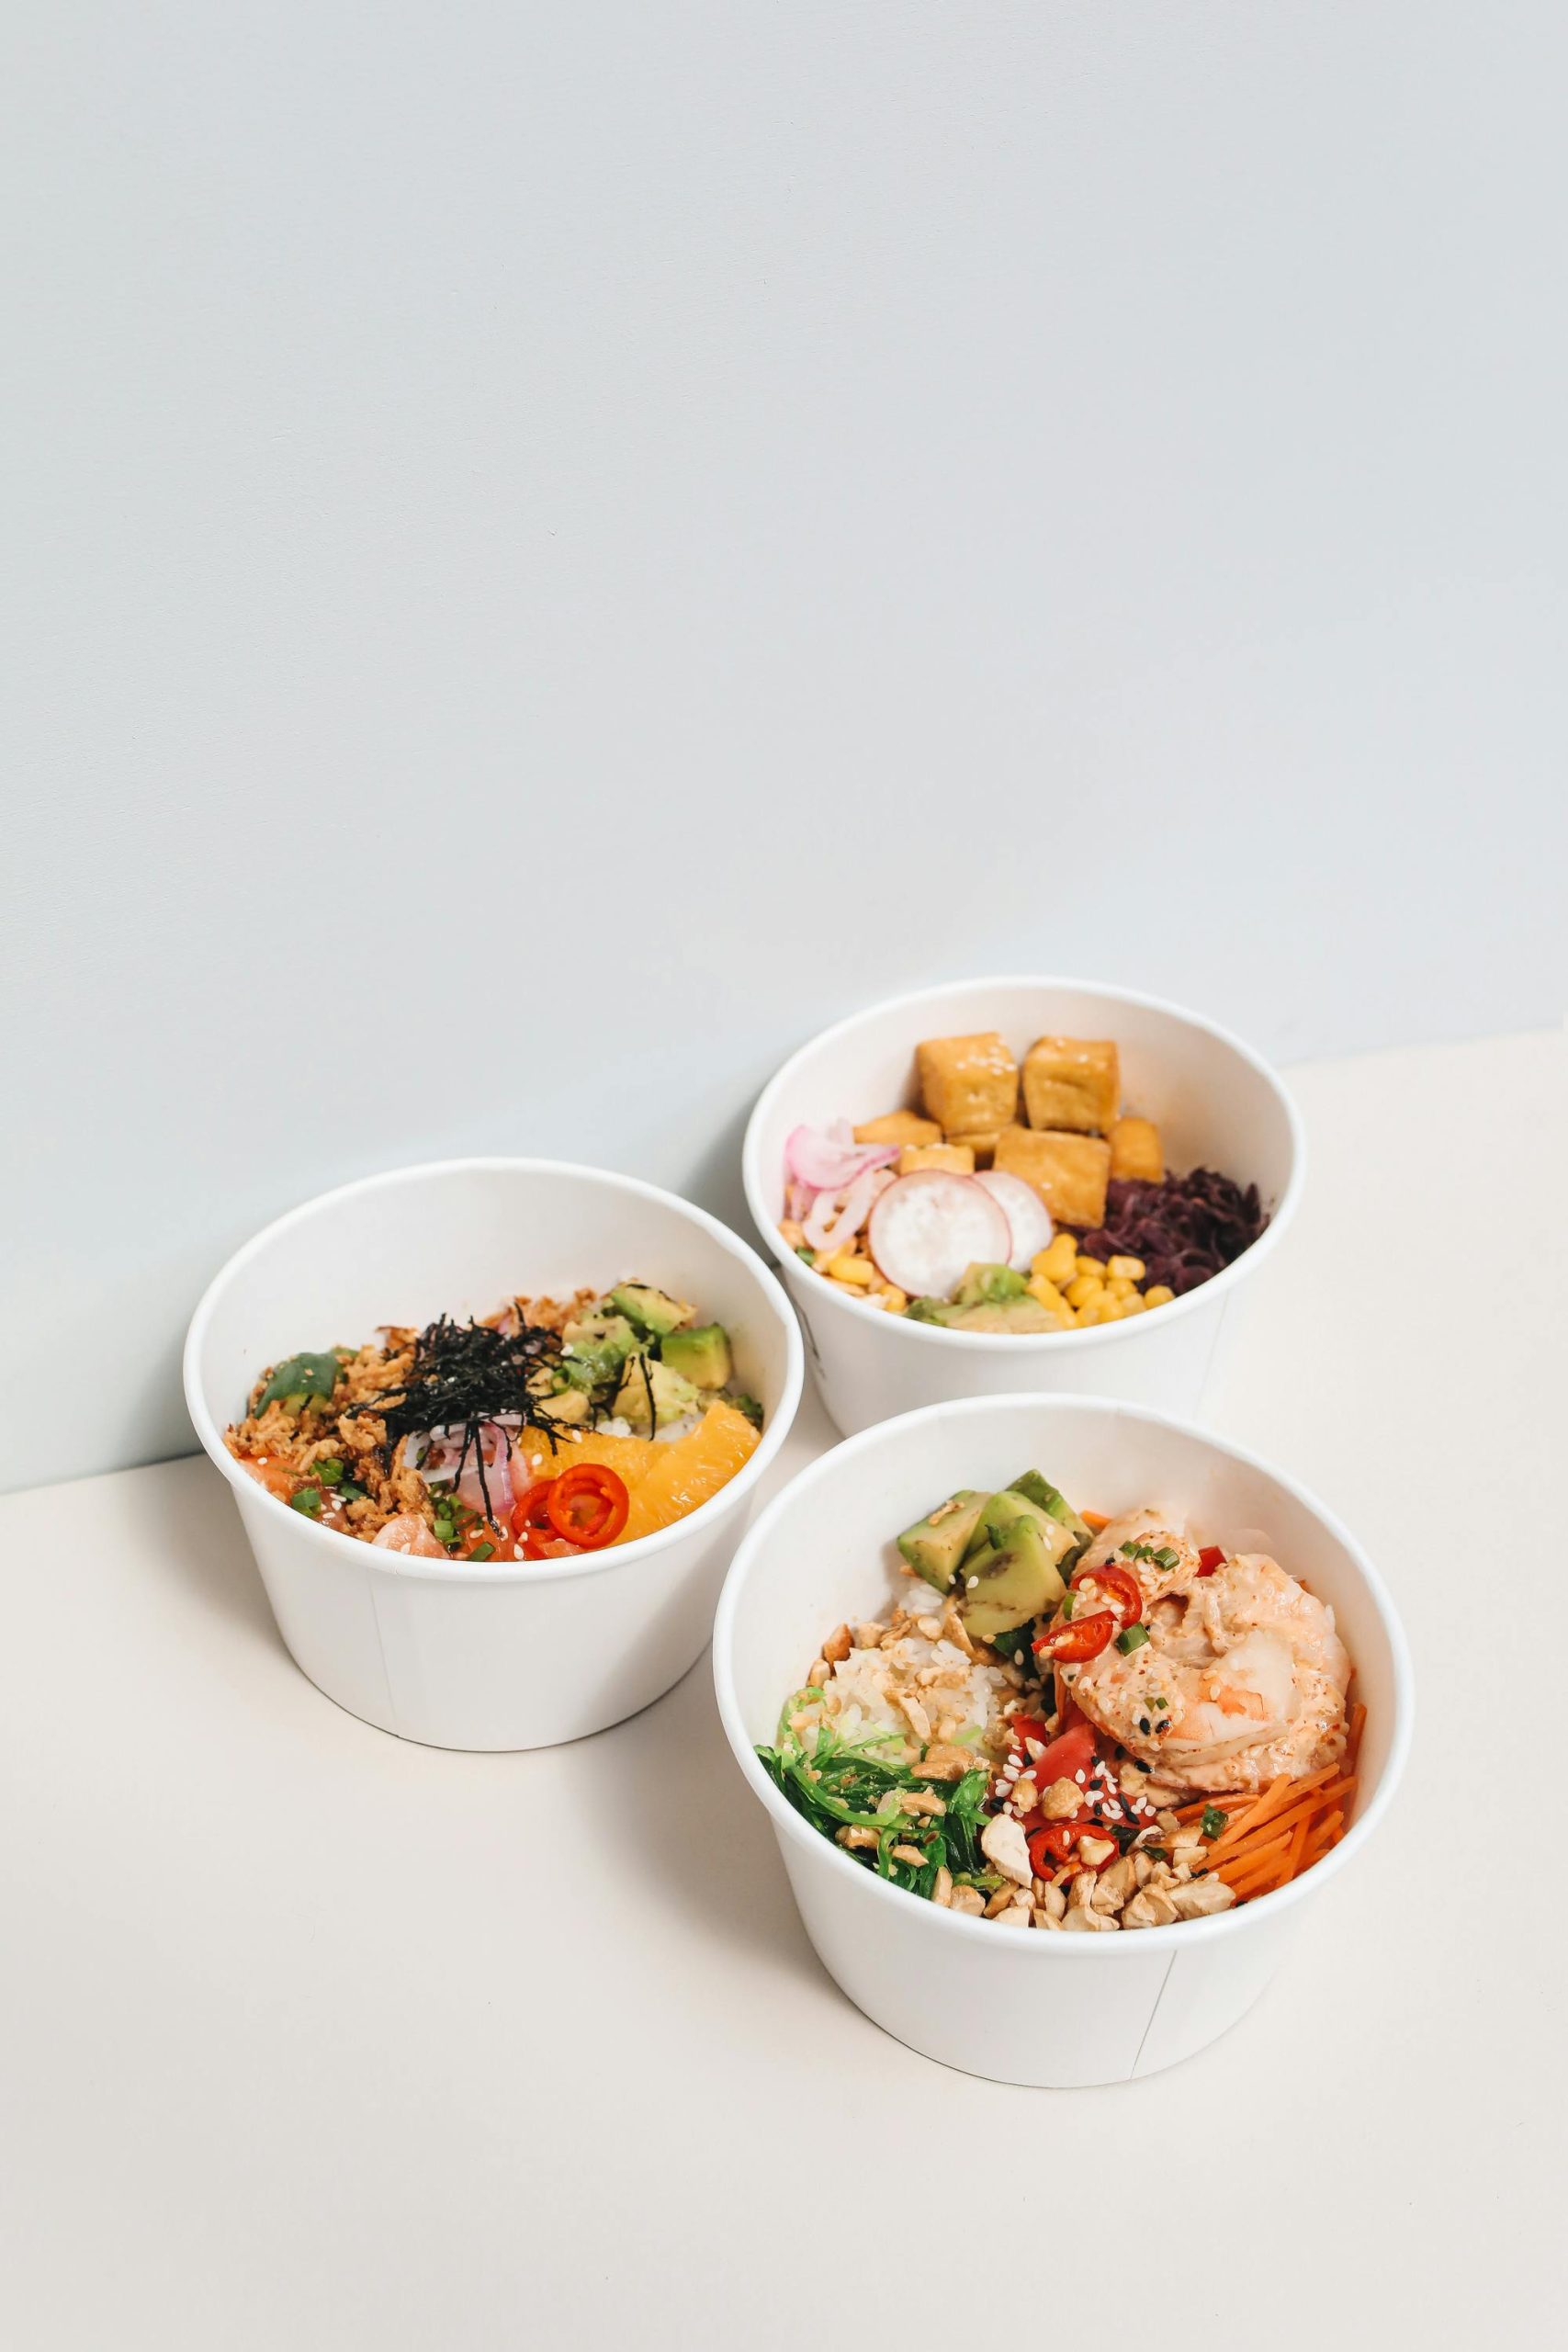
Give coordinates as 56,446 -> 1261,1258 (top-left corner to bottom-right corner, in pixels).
1031,1906 -> 1060,1929
1098,1856 -> 1138,1907
1043,1882 -> 1067,1921
806,1659 -> 830,1688
897,1691 -> 932,1744
1122,1887 -> 1179,1928
1042,1777 -> 1082,1821
854,1623 -> 884,1650
900,1788 -> 946,1817
1011,1775 -> 1039,1815
984,1886 -> 1017,1918
822,1623 -> 853,1665
1069,1869 -> 1098,1911
890,1844 -> 927,1868
836,1826 -> 881,1851
949,1883 -> 986,1917
1170,1876 -> 1236,1919
980,1814 -> 1034,1886
942,1604 -> 977,1659
995,1904 -> 1032,1928
1156,1809 -> 1182,1838
920,1744 -> 977,1781
915,1614 -> 942,1640
1076,1833 -> 1117,1869
931,1866 -> 953,1907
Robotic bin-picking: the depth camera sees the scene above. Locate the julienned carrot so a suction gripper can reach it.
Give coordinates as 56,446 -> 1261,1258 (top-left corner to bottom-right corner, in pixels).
1202,1775 -> 1293,1858
1213,1775 -> 1358,1869
1215,1826 -> 1293,1883
1303,1807 -> 1344,1868
1082,1510 -> 1112,1532
1348,1702 -> 1367,1767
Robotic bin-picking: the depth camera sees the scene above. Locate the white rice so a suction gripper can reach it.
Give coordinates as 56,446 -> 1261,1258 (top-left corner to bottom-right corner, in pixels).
802,1631 -> 1011,1757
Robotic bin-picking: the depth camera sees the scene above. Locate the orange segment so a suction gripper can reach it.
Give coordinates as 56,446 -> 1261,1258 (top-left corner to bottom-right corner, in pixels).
512,1425 -> 660,1490
617,1401 -> 760,1545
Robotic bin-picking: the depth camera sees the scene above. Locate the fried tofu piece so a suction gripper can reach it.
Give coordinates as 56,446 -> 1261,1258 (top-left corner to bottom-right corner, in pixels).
853,1110 -> 942,1148
1109,1116 -> 1164,1184
916,1033 -> 1019,1140
898,1141 -> 976,1176
960,1128 -> 1003,1168
994,1126 -> 1111,1229
1021,1037 -> 1121,1135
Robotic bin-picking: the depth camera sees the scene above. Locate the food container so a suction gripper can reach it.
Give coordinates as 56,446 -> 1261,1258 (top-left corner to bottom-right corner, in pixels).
185,1159 -> 804,1751
741,978 -> 1303,1435
713,1392 -> 1411,2086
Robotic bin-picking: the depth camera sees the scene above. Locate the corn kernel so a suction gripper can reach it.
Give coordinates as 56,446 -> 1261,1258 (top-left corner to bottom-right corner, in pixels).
1038,1233 -> 1079,1284
1106,1255 -> 1145,1283
880,1286 -> 908,1313
1066,1272 -> 1104,1309
1075,1254 -> 1104,1279
1106,1275 -> 1136,1300
820,1252 -> 875,1287
1027,1274 -> 1071,1317
1119,1289 -> 1147,1314
1144,1283 -> 1175,1308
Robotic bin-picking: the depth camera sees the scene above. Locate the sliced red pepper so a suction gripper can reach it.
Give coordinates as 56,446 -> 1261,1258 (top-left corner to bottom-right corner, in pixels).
1027,1820 -> 1080,1872
545,1464 -> 630,1550
1069,1561 -> 1143,1630
1034,1610 -> 1114,1665
1198,1545 -> 1225,1576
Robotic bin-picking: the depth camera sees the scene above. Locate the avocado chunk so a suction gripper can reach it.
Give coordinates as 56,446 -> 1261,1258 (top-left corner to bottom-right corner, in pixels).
957,1514 -> 1066,1643
906,1296 -> 964,1326
612,1352 -> 702,1434
977,1488 -> 1077,1584
896,1488 -> 988,1592
660,1322 -> 733,1389
948,1298 -> 1061,1334
953,1261 -> 1030,1307
255,1351 -> 341,1412
559,1311 -> 639,1392
608,1282 -> 692,1338
1007,1470 -> 1093,1555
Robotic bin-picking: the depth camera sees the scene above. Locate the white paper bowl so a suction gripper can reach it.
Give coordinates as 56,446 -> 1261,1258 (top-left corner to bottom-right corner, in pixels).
714,1393 -> 1411,2086
741,977 -> 1303,1435
185,1159 -> 804,1751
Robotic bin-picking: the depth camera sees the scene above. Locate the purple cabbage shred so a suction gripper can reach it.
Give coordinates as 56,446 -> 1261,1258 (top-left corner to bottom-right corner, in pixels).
1078,1169 -> 1266,1295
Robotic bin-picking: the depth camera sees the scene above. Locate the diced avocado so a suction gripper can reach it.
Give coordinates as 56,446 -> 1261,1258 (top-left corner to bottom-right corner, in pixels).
608,1282 -> 692,1338
906,1296 -> 963,1325
947,1299 -> 1061,1334
953,1261 -> 1030,1307
896,1488 -> 988,1592
612,1352 -> 702,1434
957,1515 -> 1067,1643
977,1488 -> 1077,1585
660,1322 -> 733,1389
1008,1470 -> 1093,1555
729,1392 -> 764,1430
559,1311 -> 639,1392
255,1351 -> 342,1412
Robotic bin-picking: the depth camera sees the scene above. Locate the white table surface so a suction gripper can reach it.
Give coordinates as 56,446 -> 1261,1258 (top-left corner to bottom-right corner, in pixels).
3,1030 -> 1562,2351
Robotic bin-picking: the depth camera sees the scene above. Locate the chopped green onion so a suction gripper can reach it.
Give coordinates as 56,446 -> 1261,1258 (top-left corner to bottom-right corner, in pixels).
1201,1805 -> 1227,1840
1153,1546 -> 1179,1570
339,1483 -> 367,1503
433,1518 -> 456,1544
468,1541 -> 496,1562
289,1486 -> 323,1517
1059,1591 -> 1075,1620
1115,1623 -> 1149,1654
314,1458 -> 344,1487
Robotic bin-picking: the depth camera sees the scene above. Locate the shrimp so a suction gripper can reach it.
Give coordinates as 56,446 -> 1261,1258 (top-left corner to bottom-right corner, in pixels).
372,1512 -> 447,1558
1077,1510 -> 1201,1600
1070,1542 -> 1349,1797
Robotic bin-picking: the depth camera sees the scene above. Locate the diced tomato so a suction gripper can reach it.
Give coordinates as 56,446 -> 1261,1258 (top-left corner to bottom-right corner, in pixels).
1029,1721 -> 1098,1788
1198,1545 -> 1225,1576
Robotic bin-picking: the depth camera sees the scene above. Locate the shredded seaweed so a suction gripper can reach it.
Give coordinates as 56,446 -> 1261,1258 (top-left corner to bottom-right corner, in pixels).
346,1311 -> 577,1522
757,1706 -> 994,1897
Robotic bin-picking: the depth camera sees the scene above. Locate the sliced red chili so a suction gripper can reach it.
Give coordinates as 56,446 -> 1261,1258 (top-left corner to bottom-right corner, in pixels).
1027,1820 -> 1080,1872
1198,1545 -> 1225,1577
545,1464 -> 630,1550
1034,1610 -> 1114,1665
1069,1561 -> 1143,1630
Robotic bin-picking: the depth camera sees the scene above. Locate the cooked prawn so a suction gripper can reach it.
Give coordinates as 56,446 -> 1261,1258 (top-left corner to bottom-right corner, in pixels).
1077,1510 -> 1200,1600
1070,1540 -> 1349,1798
372,1512 -> 447,1558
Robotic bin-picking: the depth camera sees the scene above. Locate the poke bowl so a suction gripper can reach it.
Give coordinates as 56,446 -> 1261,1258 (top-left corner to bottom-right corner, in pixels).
713,1392 -> 1410,2086
740,978 -> 1303,1434
185,1159 -> 804,1750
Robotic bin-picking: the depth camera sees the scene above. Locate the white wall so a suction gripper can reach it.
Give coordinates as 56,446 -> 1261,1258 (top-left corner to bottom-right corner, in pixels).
5,1 -> 1565,1491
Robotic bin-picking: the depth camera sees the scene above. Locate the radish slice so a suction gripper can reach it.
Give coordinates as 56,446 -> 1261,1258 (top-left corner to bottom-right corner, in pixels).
867,1172 -> 1012,1301
976,1170 -> 1054,1272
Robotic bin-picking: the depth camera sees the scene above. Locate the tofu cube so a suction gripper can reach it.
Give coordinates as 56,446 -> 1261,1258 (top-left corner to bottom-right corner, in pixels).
1109,1116 -> 1165,1184
898,1141 -> 976,1176
915,1032 -> 1019,1139
1021,1036 -> 1121,1135
994,1126 -> 1111,1230
960,1128 -> 1003,1167
853,1110 -> 942,1148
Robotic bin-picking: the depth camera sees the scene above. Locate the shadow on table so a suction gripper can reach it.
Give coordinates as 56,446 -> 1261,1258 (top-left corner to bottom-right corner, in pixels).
123,1453 -> 289,1660
568,1647 -> 832,1995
